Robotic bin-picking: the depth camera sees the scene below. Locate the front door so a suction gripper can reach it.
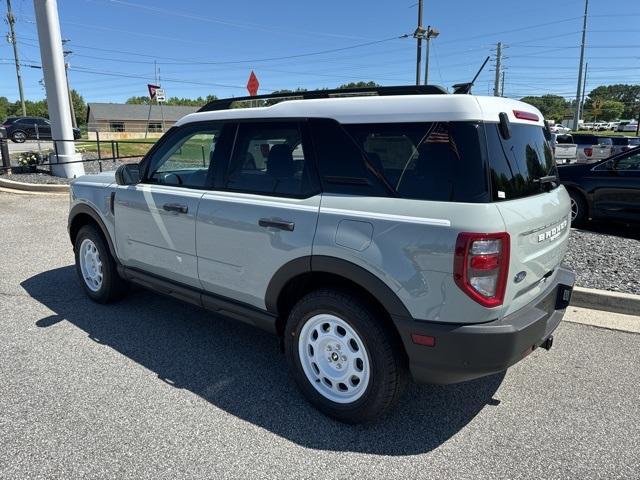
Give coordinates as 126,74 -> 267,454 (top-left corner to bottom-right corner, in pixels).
114,123 -> 225,288
196,121 -> 321,309
592,151 -> 640,222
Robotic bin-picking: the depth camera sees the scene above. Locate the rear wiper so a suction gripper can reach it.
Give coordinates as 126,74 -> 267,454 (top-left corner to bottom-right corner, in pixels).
533,175 -> 557,184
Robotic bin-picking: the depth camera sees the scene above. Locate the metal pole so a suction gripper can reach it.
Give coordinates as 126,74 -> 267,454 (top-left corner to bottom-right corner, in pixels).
572,0 -> 589,131
6,0 -> 26,116
424,27 -> 431,86
414,0 -> 423,86
33,0 -> 84,178
64,62 -> 77,128
493,42 -> 502,97
501,71 -> 505,97
579,62 -> 588,127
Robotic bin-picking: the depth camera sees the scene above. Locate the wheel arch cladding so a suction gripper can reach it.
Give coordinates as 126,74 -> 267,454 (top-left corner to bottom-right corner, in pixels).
68,204 -> 116,258
266,255 -> 411,348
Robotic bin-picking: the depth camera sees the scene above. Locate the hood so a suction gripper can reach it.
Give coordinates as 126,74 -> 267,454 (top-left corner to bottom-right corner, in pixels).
71,169 -> 116,186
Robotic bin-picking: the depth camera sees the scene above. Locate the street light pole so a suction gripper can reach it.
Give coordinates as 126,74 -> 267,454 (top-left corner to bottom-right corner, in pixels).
33,0 -> 84,178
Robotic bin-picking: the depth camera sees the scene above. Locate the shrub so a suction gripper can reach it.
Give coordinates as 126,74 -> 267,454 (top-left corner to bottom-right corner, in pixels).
17,151 -> 42,167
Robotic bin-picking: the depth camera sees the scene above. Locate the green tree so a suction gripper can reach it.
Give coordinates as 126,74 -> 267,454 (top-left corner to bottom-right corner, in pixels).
338,81 -> 380,90
519,95 -> 571,121
70,89 -> 87,126
0,96 -> 10,122
585,98 -> 625,122
125,96 -> 151,105
587,84 -> 640,119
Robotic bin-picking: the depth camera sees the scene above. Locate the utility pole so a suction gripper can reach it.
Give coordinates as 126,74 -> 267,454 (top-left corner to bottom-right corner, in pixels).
423,25 -> 439,86
413,0 -> 424,86
572,0 -> 589,131
62,42 -> 77,128
6,0 -> 26,116
579,62 -> 588,125
33,0 -> 83,178
493,42 -> 502,97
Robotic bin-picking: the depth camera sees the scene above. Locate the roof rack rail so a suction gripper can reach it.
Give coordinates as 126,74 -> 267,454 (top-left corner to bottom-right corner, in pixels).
198,84 -> 448,112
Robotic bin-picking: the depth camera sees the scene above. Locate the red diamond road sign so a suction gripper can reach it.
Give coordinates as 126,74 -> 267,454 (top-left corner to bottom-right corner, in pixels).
246,71 -> 259,96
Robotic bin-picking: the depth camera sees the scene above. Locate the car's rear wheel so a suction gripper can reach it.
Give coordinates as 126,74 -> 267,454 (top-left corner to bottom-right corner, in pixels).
569,190 -> 587,226
11,130 -> 27,143
74,224 -> 127,303
285,289 -> 406,423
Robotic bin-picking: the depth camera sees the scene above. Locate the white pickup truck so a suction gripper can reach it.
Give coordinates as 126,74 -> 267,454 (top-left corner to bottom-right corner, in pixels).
551,133 -> 577,164
570,134 -> 614,163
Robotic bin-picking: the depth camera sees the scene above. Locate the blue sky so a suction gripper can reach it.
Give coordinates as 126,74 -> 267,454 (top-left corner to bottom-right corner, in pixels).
1,0 -> 639,103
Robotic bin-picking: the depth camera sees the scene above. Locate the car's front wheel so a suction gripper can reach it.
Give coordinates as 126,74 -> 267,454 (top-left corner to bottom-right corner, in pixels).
285,289 -> 406,423
74,224 -> 127,303
11,130 -> 27,143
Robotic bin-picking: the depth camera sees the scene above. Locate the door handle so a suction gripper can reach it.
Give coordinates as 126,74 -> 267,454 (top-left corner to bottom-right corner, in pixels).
162,203 -> 189,214
258,218 -> 295,231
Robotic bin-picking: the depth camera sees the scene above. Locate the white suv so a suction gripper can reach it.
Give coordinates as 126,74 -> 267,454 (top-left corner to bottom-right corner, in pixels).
68,86 -> 575,423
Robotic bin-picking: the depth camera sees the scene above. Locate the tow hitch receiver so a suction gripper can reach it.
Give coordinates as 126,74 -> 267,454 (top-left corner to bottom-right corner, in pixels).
541,335 -> 554,351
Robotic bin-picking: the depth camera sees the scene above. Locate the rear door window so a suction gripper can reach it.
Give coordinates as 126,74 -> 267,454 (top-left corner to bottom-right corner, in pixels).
485,123 -> 557,201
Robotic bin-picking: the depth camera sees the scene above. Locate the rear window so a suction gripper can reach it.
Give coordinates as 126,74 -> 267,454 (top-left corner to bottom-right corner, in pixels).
343,122 -> 489,202
485,123 -> 558,201
571,134 -> 598,144
610,137 -> 629,145
556,134 -> 574,144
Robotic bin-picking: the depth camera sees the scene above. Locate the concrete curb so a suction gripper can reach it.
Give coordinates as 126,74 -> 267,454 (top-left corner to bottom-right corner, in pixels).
571,286 -> 640,317
0,176 -> 70,193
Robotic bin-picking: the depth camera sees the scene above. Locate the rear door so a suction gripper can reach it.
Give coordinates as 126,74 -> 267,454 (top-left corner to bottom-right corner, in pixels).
114,122 -> 225,288
196,120 -> 321,309
485,122 -> 571,316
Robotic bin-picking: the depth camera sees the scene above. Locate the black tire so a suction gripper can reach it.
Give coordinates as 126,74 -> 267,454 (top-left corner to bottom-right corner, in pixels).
285,289 -> 407,424
11,130 -> 27,143
74,224 -> 127,303
569,190 -> 587,226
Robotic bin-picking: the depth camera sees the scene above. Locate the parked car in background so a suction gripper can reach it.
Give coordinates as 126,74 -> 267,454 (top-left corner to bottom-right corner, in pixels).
617,121 -> 633,132
607,122 -> 620,131
571,134 -> 613,163
1,116 -> 81,143
581,123 -> 594,131
609,136 -> 633,156
622,122 -> 639,133
551,133 -> 577,164
594,122 -> 609,132
558,147 -> 640,225
550,124 -> 571,134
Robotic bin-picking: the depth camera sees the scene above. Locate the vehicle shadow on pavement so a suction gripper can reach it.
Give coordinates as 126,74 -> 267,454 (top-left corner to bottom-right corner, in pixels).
22,266 -> 505,456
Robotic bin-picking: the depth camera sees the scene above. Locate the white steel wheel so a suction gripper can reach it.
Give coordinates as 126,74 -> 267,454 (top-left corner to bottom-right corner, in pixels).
298,313 -> 371,404
79,238 -> 103,292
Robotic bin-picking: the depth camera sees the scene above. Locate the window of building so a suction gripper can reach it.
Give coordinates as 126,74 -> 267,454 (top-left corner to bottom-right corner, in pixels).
109,122 -> 125,132
148,122 -> 162,133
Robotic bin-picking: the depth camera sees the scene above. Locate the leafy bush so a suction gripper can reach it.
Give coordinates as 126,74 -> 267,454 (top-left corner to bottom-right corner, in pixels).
17,151 -> 42,167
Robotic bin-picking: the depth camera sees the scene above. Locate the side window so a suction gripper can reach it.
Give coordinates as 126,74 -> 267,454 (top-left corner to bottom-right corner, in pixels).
309,118 -> 387,196
146,125 -> 223,188
224,121 -> 315,197
615,153 -> 640,171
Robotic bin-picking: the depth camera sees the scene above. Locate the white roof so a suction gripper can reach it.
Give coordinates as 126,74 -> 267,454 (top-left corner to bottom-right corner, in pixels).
175,94 -> 545,127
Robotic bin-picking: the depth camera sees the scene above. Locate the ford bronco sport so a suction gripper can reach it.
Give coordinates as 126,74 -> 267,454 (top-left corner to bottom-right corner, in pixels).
68,86 -> 575,423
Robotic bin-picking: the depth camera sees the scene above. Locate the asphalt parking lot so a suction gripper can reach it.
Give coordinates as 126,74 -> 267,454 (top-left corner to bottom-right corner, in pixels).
1,192 -> 639,479
6,139 -> 55,155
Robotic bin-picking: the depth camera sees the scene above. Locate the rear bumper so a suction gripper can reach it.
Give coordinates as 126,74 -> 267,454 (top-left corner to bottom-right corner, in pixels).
394,266 -> 576,385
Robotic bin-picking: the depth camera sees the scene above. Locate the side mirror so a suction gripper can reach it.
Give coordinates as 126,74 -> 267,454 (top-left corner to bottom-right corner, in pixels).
115,163 -> 140,185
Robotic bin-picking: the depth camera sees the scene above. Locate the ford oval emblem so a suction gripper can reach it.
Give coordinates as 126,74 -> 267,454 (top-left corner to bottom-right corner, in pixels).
514,271 -> 527,283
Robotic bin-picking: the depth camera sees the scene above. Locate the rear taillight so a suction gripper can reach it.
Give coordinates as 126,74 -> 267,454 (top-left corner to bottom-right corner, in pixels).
584,147 -> 593,157
453,232 -> 510,308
